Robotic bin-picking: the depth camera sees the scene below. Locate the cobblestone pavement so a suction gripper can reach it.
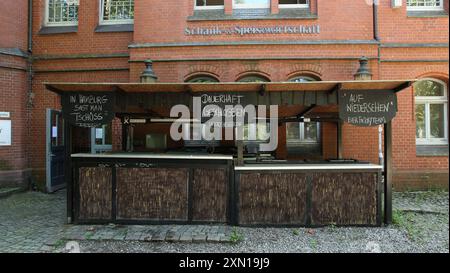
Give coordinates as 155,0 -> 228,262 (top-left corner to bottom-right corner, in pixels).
0,190 -> 448,253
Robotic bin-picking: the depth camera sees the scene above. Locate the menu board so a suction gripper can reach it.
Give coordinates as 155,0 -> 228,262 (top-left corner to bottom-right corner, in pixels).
198,93 -> 247,127
61,92 -> 115,128
339,90 -> 397,127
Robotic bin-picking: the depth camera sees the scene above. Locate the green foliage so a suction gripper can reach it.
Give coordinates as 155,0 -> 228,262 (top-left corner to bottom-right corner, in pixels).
292,229 -> 299,236
229,227 -> 244,244
392,210 -> 420,241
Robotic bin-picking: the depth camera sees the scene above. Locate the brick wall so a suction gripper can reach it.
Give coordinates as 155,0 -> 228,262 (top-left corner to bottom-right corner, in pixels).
0,0 -> 30,188
1,0 -> 448,190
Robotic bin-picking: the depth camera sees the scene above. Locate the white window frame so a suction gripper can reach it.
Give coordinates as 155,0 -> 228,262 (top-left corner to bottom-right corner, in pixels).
233,0 -> 270,9
415,78 -> 448,145
287,122 -> 321,144
406,0 -> 444,11
279,0 -> 309,9
99,0 -> 134,25
194,0 -> 225,10
45,0 -> 79,27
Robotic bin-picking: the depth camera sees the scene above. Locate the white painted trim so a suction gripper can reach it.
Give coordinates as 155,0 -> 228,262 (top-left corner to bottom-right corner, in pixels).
233,0 -> 270,9
414,78 -> 448,145
71,153 -> 234,160
279,3 -> 309,9
99,0 -> 134,26
407,0 -> 444,11
235,164 -> 383,171
45,0 -> 79,27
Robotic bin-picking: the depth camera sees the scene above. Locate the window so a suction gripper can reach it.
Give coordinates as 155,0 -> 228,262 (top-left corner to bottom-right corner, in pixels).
406,0 -> 443,10
279,0 -> 309,8
415,79 -> 448,145
46,0 -> 79,26
286,122 -> 320,143
91,123 -> 112,154
195,0 -> 224,10
233,0 -> 270,9
186,75 -> 220,82
237,75 -> 270,82
101,0 -> 134,24
286,76 -> 321,155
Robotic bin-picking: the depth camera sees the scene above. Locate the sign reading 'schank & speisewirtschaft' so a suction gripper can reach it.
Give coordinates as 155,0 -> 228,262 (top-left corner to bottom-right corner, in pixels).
339,90 -> 398,127
61,92 -> 115,128
185,25 -> 320,36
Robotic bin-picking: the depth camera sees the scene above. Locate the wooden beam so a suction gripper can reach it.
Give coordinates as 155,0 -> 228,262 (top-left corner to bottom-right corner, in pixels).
259,84 -> 266,96
337,121 -> 343,159
384,121 -> 393,225
328,83 -> 342,95
296,104 -> 317,119
45,84 -> 64,94
393,81 -> 412,93
113,85 -> 127,94
185,85 -> 194,96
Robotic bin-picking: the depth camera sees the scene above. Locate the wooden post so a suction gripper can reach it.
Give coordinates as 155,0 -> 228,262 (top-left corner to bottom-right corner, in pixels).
384,121 -> 393,224
236,140 -> 244,166
64,122 -> 73,224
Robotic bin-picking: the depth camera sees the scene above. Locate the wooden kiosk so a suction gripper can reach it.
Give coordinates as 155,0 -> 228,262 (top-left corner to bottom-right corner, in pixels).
45,80 -> 413,227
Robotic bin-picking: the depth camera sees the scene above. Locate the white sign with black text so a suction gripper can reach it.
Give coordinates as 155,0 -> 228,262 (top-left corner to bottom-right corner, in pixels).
0,120 -> 12,146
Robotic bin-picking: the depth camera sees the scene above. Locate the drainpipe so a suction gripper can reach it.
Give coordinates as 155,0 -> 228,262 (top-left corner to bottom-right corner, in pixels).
372,1 -> 383,169
373,0 -> 379,41
27,0 -> 34,108
27,0 -> 34,189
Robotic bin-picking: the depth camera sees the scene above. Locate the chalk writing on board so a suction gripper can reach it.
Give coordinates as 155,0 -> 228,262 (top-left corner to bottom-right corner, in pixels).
61,92 -> 115,128
339,90 -> 397,127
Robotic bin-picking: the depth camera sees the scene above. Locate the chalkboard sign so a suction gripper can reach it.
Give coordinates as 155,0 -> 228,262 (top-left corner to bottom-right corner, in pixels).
197,93 -> 247,127
61,92 -> 115,128
339,90 -> 397,127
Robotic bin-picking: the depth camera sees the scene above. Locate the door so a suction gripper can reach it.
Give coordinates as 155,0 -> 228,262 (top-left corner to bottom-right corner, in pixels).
46,109 -> 65,193
91,123 -> 113,154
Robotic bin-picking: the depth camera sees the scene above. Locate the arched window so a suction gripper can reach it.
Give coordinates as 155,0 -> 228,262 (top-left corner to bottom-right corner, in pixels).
415,79 -> 448,145
288,75 -> 317,82
186,75 -> 220,83
237,75 -> 270,82
286,75 -> 321,156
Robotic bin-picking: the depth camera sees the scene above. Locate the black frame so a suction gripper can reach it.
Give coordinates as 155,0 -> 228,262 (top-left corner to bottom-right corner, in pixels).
233,168 -> 383,228
71,155 -> 234,225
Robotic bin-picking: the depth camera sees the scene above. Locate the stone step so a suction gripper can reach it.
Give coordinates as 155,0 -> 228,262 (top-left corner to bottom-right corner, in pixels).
0,187 -> 25,199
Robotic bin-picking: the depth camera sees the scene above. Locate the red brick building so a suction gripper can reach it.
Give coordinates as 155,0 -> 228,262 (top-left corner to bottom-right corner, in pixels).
1,0 -> 448,191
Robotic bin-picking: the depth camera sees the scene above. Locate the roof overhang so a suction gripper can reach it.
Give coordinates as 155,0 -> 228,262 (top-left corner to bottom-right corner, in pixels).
44,80 -> 416,95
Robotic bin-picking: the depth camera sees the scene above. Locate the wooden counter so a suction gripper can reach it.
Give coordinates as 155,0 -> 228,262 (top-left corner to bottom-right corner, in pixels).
71,153 -> 233,224
70,154 -> 382,226
234,163 -> 382,226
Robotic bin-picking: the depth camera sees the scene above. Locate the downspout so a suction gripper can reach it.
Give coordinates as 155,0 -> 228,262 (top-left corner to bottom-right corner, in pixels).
27,0 -> 34,189
373,0 -> 379,41
27,0 -> 33,108
373,1 -> 384,168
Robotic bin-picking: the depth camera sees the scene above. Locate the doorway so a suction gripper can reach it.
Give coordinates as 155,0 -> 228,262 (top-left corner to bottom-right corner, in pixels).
46,109 -> 65,193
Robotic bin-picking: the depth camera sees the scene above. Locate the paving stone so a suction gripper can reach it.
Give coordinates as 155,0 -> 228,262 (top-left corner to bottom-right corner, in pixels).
192,234 -> 207,242
151,232 -> 166,242
206,234 -> 222,243
166,231 -> 181,242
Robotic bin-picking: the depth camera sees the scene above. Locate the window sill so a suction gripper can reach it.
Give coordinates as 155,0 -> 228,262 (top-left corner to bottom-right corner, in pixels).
187,8 -> 317,21
407,10 -> 448,18
416,145 -> 449,156
95,24 -> 134,33
38,26 -> 78,35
